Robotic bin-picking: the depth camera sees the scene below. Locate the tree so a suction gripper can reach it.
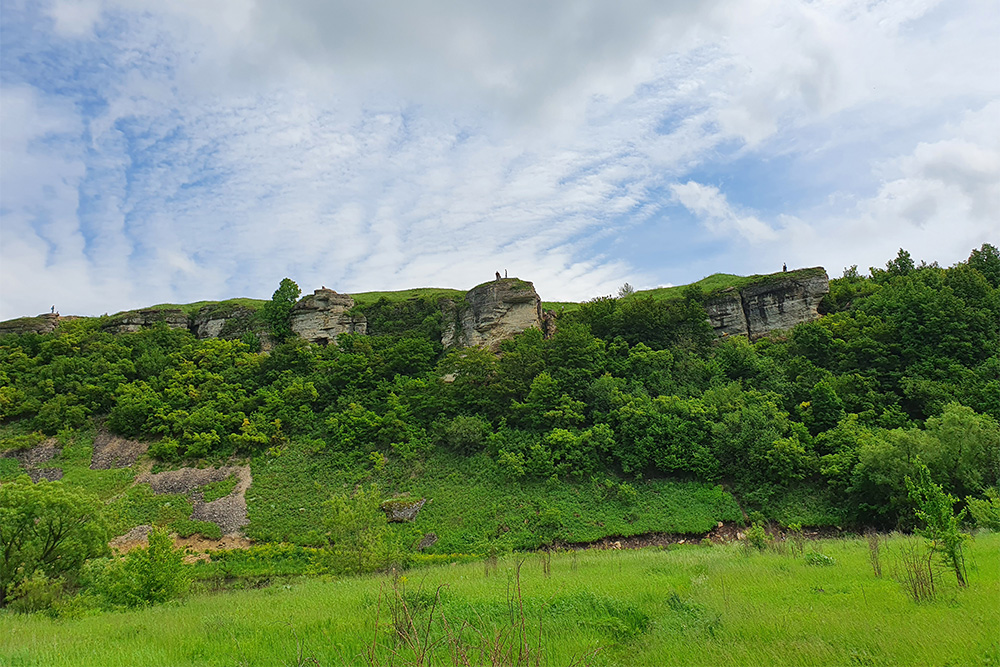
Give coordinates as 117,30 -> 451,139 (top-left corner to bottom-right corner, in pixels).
91,527 -> 190,607
261,278 -> 301,341
905,461 -> 969,587
0,477 -> 109,607
318,484 -> 403,574
967,242 -> 1000,288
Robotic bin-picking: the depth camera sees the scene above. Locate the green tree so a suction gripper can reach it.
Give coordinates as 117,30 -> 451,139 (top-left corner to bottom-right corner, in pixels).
261,278 -> 301,341
0,477 -> 109,607
906,461 -> 970,587
91,527 -> 190,607
318,484 -> 402,574
967,242 -> 1000,288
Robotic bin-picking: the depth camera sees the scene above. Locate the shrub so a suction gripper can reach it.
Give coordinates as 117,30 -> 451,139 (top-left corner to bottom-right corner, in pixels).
804,552 -> 835,566
90,527 -> 190,608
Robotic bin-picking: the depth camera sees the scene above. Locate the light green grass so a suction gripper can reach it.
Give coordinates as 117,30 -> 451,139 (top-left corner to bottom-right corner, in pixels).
2,533 -> 997,666
349,287 -> 467,308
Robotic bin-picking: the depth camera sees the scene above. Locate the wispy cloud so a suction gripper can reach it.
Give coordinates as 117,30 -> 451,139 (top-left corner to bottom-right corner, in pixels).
1,0 -> 997,318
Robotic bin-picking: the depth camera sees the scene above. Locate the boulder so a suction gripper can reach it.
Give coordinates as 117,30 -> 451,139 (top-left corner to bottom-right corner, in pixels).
380,497 -> 427,522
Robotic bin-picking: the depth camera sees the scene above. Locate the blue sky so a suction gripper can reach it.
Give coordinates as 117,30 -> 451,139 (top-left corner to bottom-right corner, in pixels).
1,0 -> 997,319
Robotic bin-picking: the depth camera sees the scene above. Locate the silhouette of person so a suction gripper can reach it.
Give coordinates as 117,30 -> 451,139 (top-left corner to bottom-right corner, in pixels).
51,305 -> 55,314
496,271 -> 501,281
504,269 -> 507,278
782,263 -> 787,272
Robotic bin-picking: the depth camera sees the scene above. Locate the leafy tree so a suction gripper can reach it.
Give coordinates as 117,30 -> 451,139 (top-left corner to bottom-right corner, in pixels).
0,477 -> 109,607
90,527 -> 190,607
967,242 -> 1000,287
318,484 -> 403,574
260,278 -> 301,341
906,462 -> 970,587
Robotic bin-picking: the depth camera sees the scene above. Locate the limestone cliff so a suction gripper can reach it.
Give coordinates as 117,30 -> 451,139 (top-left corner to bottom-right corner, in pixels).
442,278 -> 543,350
0,314 -> 64,336
289,288 -> 367,345
101,309 -> 190,334
705,268 -> 829,339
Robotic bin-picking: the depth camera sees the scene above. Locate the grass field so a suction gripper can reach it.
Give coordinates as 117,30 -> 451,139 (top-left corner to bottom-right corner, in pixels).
3,532 -> 997,666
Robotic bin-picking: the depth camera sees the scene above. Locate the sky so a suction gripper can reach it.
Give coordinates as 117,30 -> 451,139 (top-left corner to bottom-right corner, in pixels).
1,0 -> 998,320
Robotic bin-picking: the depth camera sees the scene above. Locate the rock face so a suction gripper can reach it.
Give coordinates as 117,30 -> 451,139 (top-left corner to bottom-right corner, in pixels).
442,278 -> 543,350
381,497 -> 427,523
0,314 -> 64,336
191,305 -> 259,340
289,288 -> 367,345
102,309 -> 190,334
705,269 -> 829,339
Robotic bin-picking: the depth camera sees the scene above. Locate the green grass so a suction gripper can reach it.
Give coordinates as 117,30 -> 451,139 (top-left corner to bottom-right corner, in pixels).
110,298 -> 266,319
2,533 -> 997,666
350,287 -> 466,309
199,474 -> 238,503
246,443 -> 742,551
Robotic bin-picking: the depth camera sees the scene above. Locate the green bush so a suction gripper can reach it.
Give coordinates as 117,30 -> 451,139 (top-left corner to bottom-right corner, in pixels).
89,527 -> 190,608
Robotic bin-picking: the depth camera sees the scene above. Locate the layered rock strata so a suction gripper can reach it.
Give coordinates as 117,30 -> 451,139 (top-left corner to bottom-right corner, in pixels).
289,288 -> 367,345
441,278 -> 543,350
705,269 -> 829,339
102,309 -> 189,334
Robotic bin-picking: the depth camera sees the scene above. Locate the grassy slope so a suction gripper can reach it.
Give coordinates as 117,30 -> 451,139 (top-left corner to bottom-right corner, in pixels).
245,444 -> 743,550
3,533 -> 996,667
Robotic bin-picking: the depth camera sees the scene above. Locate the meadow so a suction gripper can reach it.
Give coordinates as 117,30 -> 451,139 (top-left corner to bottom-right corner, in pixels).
2,532 -> 997,667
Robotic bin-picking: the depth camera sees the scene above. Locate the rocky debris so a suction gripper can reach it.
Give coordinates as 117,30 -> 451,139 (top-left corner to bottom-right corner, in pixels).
381,496 -> 427,522
90,430 -> 148,470
138,464 -> 253,537
442,278 -> 543,351
1,439 -> 63,481
1,438 -> 59,467
705,269 -> 829,340
290,288 -> 367,345
140,465 -> 241,494
191,493 -> 249,535
102,309 -> 189,334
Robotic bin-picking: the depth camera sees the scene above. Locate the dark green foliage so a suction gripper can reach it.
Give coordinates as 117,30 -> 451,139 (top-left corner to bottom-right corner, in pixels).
0,477 -> 109,607
260,278 -> 301,341
170,519 -> 222,539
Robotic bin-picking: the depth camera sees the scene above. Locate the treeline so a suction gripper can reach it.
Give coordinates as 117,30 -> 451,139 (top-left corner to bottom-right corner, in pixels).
1,245 -> 999,529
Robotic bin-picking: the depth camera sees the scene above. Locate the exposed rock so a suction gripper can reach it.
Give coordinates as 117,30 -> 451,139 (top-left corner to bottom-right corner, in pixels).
290,288 -> 367,345
705,269 -> 829,340
442,278 -> 543,351
90,430 -> 148,470
1,439 -> 60,467
415,533 -> 438,550
102,309 -> 190,334
0,314 -> 72,336
381,497 -> 427,522
191,305 -> 255,339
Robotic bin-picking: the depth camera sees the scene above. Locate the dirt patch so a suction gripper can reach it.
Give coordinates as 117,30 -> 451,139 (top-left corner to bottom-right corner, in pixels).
175,534 -> 253,552
1,439 -> 62,482
90,430 -> 148,469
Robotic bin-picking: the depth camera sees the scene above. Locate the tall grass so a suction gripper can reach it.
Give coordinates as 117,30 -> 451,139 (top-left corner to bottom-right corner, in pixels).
3,533 -> 997,666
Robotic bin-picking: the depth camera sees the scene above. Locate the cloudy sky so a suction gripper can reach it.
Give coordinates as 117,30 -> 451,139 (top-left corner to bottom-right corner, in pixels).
1,0 -> 997,319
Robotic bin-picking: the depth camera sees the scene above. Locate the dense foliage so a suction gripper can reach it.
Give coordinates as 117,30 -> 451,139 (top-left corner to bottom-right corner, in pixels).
1,245 -> 998,537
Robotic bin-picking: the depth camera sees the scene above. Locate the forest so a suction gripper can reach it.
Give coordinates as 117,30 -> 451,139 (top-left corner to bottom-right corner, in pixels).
0,244 -> 998,624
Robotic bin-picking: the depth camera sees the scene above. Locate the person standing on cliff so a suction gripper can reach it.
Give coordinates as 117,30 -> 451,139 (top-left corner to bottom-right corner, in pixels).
782,263 -> 787,272
496,271 -> 501,281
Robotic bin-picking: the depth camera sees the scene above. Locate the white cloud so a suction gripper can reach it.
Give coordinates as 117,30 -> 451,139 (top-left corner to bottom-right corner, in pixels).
670,181 -> 778,243
1,0 -> 998,319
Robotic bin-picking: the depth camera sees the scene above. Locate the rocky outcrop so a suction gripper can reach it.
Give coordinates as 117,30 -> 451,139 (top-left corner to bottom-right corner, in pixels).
191,305 -> 260,340
442,278 -> 543,350
289,288 -> 367,345
0,313 -> 68,336
102,309 -> 189,334
381,497 -> 427,522
705,269 -> 829,339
